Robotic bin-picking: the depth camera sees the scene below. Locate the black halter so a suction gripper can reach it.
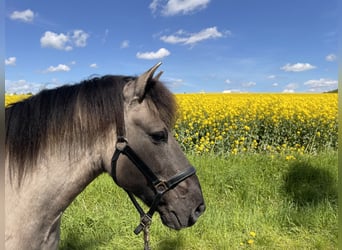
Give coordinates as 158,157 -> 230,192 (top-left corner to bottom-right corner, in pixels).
110,99 -> 196,235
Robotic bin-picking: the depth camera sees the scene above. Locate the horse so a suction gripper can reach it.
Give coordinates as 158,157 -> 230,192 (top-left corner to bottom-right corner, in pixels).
5,63 -> 205,250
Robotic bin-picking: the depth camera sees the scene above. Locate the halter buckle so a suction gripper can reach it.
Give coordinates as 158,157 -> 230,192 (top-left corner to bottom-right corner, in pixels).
134,214 -> 152,235
154,181 -> 169,194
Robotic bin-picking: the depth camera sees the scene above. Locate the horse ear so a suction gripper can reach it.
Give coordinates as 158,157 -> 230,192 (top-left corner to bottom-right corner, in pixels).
134,62 -> 162,102
154,71 -> 163,81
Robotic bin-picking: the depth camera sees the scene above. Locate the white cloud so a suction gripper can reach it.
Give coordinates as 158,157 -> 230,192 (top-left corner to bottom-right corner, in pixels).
121,40 -> 130,48
281,63 -> 316,72
102,29 -> 109,43
90,63 -> 98,68
6,79 -> 30,93
45,64 -> 70,73
241,81 -> 256,88
325,53 -> 337,62
161,26 -> 226,46
304,78 -> 337,92
10,9 -> 35,22
283,89 -> 295,93
150,0 -> 210,16
150,0 -> 160,13
136,48 -> 171,60
72,30 -> 89,47
40,30 -> 89,51
272,82 -> 279,87
282,83 -> 298,93
225,79 -> 231,84
5,79 -> 62,94
40,31 -> 71,50
163,77 -> 196,90
164,78 -> 184,89
5,57 -> 16,66
5,79 -> 44,94
223,89 -> 243,93
267,75 -> 276,79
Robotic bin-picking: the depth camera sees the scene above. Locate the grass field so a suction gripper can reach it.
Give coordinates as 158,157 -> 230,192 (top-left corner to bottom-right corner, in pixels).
59,151 -> 337,250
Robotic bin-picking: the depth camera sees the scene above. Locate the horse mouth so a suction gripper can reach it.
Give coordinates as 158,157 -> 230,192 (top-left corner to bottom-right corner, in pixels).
159,209 -> 200,230
160,210 -> 183,230
158,201 -> 205,230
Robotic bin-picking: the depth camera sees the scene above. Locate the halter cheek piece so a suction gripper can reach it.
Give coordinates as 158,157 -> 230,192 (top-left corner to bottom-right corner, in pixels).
110,99 -> 196,235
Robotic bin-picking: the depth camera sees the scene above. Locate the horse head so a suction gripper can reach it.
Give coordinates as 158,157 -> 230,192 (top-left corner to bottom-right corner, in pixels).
109,63 -> 205,230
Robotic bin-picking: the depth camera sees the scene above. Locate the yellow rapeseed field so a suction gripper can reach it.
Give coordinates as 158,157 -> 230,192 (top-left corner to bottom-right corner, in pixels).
5,93 -> 338,155
174,93 -> 337,155
5,94 -> 32,107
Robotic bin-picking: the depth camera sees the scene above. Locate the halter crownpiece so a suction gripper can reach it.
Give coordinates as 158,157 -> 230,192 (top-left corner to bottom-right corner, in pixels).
110,63 -> 196,249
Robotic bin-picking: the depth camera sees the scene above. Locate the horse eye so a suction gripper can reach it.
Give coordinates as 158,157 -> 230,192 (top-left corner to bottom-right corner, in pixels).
150,130 -> 168,143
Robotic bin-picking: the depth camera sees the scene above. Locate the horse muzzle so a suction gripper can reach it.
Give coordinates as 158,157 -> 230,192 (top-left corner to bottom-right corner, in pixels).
158,199 -> 206,230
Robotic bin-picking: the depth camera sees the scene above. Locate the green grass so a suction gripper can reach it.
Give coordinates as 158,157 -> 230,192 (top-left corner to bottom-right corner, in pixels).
59,151 -> 337,250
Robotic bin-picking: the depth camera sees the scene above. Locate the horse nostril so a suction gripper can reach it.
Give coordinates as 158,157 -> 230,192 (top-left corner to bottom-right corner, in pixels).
194,203 -> 206,218
190,203 -> 205,224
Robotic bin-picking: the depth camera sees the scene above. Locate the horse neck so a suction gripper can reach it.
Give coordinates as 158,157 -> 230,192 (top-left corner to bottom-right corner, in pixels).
5,141 -> 109,249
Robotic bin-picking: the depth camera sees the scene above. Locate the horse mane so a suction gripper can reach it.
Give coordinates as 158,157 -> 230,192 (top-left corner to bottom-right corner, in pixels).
5,75 -> 176,184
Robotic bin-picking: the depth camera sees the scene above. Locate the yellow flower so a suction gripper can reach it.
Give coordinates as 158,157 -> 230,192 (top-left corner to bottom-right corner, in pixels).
244,125 -> 250,131
250,231 -> 256,237
285,155 -> 296,161
247,239 -> 254,245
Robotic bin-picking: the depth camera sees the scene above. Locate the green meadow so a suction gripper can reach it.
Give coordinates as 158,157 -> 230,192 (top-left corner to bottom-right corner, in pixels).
59,151 -> 337,250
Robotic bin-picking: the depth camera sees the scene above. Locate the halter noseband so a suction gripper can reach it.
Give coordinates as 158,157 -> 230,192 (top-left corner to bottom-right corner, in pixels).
110,98 -> 196,237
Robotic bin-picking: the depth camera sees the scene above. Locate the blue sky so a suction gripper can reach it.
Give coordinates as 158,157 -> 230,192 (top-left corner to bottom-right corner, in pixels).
5,0 -> 339,93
